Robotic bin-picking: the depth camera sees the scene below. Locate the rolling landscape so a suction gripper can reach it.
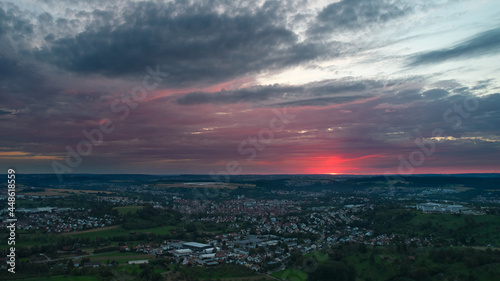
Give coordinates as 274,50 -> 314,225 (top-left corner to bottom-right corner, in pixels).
1,0 -> 500,280
1,174 -> 500,280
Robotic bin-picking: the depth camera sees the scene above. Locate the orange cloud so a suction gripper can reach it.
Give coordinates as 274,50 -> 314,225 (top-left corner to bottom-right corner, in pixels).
0,151 -> 63,160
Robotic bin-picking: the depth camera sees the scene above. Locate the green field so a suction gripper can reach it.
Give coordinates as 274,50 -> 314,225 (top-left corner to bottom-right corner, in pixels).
17,276 -> 99,281
0,224 -> 176,251
135,225 -> 176,234
0,238 -> 40,250
69,225 -> 175,239
113,205 -> 144,215
177,264 -> 258,280
115,264 -> 167,274
305,251 -> 328,263
408,213 -> 500,245
278,245 -> 500,281
92,251 -> 140,257
367,208 -> 500,246
78,254 -> 155,264
345,249 -> 399,280
271,268 -> 307,281
69,226 -> 130,239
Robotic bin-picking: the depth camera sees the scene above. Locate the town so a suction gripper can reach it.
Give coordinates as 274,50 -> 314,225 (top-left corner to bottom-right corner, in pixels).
1,174 -> 499,281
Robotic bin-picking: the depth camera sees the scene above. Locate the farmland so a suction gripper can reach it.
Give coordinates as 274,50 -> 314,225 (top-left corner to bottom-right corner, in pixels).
22,188 -> 114,196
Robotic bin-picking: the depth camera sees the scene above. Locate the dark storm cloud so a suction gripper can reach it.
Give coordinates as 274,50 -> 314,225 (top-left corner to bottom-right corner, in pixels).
409,27 -> 500,66
0,5 -> 34,58
309,0 -> 411,35
33,1 -> 327,86
275,95 -> 371,107
421,88 -> 449,99
0,57 -> 48,102
0,6 -> 33,37
301,89 -> 500,170
176,79 -> 383,105
456,93 -> 500,134
309,81 -> 376,96
375,91 -> 500,139
177,85 -> 304,105
0,0 -> 498,174
391,89 -> 423,104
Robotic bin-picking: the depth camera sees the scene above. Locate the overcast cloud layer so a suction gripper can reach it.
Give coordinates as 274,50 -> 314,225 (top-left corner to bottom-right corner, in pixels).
1,0 -> 499,175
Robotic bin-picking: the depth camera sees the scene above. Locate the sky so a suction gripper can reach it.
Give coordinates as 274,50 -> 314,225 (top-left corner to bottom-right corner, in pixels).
1,0 -> 499,177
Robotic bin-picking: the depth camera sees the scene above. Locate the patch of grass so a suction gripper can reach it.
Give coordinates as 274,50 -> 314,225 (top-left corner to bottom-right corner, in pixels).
67,226 -> 133,239
23,188 -> 112,196
76,254 -> 154,264
305,251 -> 328,263
92,251 -> 139,257
68,224 -> 176,239
136,225 -> 175,235
180,264 -> 257,279
271,268 -> 307,281
409,213 -> 500,245
18,276 -> 99,281
346,251 -> 399,280
113,205 -> 144,215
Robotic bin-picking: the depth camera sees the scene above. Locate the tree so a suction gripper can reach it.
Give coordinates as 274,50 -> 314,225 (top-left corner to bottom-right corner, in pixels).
358,243 -> 367,254
469,236 -> 476,246
140,264 -> 153,280
258,247 -> 266,254
186,223 -> 197,232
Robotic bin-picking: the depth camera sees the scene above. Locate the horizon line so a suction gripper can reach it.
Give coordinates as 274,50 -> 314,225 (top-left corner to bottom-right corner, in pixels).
15,172 -> 500,176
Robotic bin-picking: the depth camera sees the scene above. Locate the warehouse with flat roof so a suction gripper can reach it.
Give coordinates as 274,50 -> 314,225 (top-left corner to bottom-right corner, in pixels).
182,242 -> 212,252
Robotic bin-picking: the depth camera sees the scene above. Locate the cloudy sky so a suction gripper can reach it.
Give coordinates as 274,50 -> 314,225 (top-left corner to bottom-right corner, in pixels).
1,0 -> 499,176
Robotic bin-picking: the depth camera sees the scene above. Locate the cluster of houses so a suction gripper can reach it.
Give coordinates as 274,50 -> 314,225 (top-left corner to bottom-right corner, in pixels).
118,225 -> 420,273
172,198 -> 302,217
0,207 -> 114,233
472,193 -> 500,205
179,201 -> 372,240
77,229 -> 435,271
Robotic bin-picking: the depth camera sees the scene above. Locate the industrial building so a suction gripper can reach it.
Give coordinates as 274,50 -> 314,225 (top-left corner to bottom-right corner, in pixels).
416,203 -> 467,214
182,242 -> 212,252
